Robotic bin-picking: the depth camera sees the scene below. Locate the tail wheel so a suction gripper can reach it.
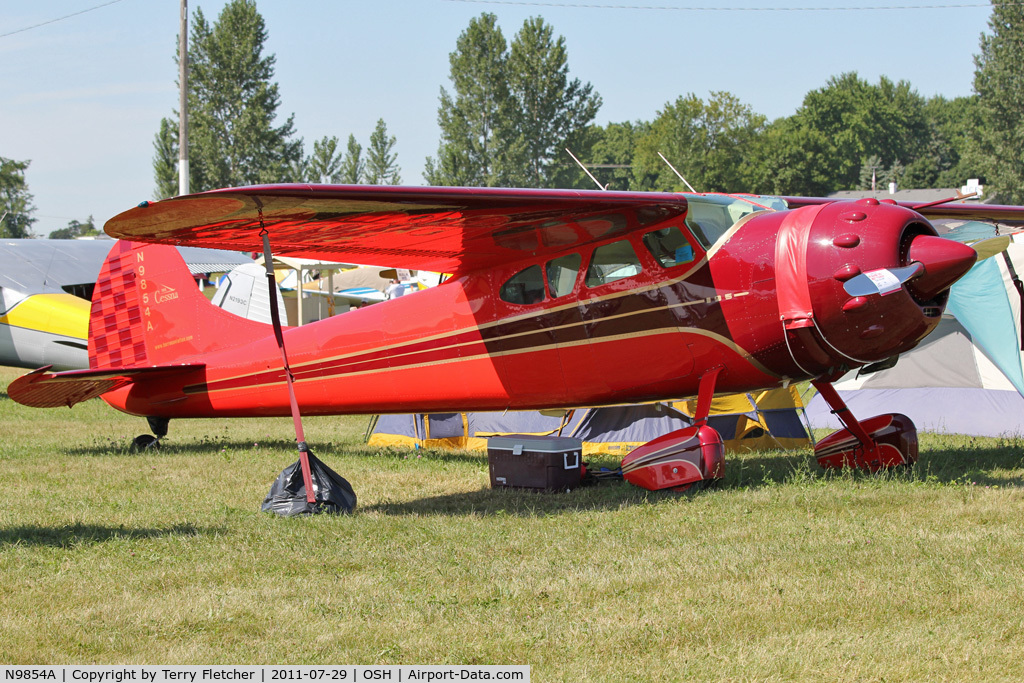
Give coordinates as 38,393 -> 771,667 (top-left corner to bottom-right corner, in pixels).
131,434 -> 159,452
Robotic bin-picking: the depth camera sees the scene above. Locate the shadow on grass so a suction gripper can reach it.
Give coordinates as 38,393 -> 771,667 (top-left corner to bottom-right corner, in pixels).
59,438 -> 315,458
907,441 -> 1024,486
59,440 -> 490,464
724,440 -> 1024,489
0,522 -> 221,548
48,438 -> 1024,518
364,442 -> 1024,516
362,479 -> 697,517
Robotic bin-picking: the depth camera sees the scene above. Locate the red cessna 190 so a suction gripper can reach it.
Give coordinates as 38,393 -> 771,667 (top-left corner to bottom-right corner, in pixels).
9,185 -> 1024,494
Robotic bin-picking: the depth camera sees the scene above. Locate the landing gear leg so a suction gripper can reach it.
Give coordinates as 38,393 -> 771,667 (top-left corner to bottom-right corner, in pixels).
811,380 -> 918,471
148,416 -> 169,439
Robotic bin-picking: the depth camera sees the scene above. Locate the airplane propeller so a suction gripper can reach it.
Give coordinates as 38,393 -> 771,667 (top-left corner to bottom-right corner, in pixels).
971,235 -> 1011,261
843,264 -> 923,298
842,235 -> 1011,299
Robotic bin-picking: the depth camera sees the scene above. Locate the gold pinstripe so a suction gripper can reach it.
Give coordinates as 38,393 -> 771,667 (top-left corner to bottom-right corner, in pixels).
195,324 -> 777,395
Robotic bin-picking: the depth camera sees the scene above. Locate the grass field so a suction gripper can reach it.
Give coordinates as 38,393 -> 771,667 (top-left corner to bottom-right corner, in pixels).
2,365 -> 1024,680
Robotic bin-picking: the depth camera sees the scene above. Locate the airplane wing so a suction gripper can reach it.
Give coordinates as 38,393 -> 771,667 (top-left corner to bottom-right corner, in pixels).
8,364 -> 205,408
104,185 -> 691,275
781,195 -> 1024,226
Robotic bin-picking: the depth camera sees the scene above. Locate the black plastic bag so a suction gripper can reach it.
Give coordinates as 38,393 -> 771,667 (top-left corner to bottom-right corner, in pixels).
262,451 -> 356,516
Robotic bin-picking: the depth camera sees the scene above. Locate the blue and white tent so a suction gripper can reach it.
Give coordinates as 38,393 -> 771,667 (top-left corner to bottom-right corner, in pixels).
368,390 -> 810,456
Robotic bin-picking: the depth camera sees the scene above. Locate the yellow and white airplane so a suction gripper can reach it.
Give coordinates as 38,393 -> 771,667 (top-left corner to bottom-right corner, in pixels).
0,239 -> 252,370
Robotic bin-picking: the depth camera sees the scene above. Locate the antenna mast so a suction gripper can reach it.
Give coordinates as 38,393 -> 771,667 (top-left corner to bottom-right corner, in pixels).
565,148 -> 607,191
657,152 -> 697,193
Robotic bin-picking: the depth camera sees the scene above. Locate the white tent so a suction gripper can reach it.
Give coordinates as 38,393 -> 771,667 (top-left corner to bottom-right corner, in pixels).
806,316 -> 1024,437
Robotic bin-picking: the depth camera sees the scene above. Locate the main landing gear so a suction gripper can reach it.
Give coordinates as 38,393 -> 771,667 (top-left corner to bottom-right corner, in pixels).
132,416 -> 169,451
619,373 -> 918,491
621,367 -> 727,492
811,380 -> 918,471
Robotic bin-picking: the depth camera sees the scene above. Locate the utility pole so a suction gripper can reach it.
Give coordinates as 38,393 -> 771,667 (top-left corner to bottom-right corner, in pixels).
178,0 -> 189,196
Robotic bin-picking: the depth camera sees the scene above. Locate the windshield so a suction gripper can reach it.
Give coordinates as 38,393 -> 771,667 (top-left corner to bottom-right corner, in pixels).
684,194 -> 788,248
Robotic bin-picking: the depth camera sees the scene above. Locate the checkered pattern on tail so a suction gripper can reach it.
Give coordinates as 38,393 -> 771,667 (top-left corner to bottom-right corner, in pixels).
88,241 -> 147,369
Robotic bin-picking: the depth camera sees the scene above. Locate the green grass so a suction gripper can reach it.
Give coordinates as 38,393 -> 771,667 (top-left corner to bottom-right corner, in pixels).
2,365 -> 1024,679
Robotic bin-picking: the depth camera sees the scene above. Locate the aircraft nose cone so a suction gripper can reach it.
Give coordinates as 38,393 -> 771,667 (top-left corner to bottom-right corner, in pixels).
906,235 -> 978,301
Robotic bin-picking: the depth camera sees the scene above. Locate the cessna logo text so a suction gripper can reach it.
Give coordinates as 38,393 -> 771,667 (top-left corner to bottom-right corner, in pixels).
155,286 -> 179,304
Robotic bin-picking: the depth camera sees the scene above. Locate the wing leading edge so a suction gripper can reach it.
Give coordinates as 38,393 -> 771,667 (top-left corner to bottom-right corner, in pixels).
782,195 -> 1024,226
104,185 -> 691,275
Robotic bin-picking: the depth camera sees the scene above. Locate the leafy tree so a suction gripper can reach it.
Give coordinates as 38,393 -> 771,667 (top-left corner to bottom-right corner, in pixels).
547,123 -> 611,191
499,17 -> 602,187
880,158 -> 905,190
308,135 -> 343,183
49,216 -> 101,240
339,134 -> 364,184
789,72 -> 928,191
585,121 -> 651,191
633,92 -> 765,193
364,119 -> 401,185
426,13 -> 509,186
153,0 -> 303,197
428,14 -> 600,188
903,95 -> 979,189
859,154 -> 885,191
972,2 -> 1024,203
0,156 -> 36,238
287,156 -> 310,184
153,118 -> 179,198
744,117 -> 834,197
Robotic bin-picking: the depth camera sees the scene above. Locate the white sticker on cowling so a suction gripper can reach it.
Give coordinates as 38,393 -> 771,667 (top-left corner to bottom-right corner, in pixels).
864,268 -> 903,296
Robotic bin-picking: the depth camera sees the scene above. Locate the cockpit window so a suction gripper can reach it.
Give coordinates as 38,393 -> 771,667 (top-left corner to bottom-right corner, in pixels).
500,265 -> 546,305
642,227 -> 695,268
586,240 -> 642,288
685,195 -> 787,248
546,253 -> 581,298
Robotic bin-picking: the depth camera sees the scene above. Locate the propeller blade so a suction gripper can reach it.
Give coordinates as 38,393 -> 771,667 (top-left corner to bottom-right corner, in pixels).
843,263 -> 924,297
971,235 -> 1011,261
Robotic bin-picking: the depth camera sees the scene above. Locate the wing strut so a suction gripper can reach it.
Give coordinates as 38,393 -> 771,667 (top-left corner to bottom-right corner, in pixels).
258,204 -> 316,505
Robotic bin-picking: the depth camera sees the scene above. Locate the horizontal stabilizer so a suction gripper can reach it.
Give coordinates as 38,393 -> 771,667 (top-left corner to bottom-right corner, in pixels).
8,363 -> 204,409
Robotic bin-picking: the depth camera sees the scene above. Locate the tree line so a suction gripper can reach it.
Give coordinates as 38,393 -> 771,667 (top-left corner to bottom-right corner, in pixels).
3,0 -> 1022,238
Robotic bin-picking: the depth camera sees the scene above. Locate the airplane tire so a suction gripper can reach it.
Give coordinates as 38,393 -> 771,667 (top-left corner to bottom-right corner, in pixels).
132,434 -> 159,452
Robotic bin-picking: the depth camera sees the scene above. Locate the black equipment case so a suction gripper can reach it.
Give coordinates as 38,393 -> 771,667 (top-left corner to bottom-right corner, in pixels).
487,434 -> 583,491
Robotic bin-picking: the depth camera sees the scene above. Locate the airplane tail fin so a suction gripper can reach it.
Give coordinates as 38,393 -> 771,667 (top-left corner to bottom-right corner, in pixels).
89,240 -> 271,368
9,241 -> 271,409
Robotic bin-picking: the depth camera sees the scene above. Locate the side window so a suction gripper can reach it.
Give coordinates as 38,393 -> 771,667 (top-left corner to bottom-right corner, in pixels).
585,240 -> 642,288
642,226 -> 695,268
545,253 -> 581,299
500,265 -> 546,305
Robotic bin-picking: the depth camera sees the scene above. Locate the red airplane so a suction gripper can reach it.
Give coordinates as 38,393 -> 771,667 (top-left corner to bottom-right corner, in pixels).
9,185 -> 1024,495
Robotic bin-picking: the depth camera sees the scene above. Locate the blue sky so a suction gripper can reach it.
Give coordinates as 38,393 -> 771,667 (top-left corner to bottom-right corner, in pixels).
0,0 -> 996,236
